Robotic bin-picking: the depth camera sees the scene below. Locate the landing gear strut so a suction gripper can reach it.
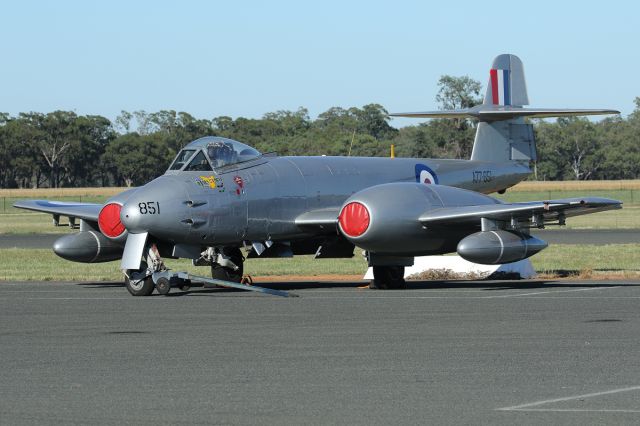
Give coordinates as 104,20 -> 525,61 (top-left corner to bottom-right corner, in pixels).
209,247 -> 244,286
370,265 -> 407,290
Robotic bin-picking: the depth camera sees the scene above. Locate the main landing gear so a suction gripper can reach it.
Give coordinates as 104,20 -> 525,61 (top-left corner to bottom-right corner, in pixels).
209,247 -> 244,286
370,265 -> 407,290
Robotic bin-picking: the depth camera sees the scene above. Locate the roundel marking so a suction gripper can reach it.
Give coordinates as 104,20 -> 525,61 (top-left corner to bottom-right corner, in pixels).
415,164 -> 439,185
338,202 -> 370,237
98,203 -> 126,238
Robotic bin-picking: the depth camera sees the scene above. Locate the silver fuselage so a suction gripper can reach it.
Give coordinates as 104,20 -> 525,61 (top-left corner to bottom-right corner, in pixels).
119,155 -> 531,247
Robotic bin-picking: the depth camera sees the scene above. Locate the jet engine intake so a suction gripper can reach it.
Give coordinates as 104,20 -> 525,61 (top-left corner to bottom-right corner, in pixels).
97,202 -> 129,243
456,230 -> 547,264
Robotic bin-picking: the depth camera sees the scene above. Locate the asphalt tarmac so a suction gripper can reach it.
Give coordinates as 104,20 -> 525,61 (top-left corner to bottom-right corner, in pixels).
1,279 -> 640,425
1,229 -> 639,249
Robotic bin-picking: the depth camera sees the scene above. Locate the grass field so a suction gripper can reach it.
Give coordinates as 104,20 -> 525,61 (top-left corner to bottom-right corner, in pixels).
0,249 -> 369,281
1,244 -> 638,282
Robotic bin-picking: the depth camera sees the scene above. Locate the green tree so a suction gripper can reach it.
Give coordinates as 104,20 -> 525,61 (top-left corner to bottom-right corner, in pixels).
102,133 -> 172,186
431,75 -> 483,159
435,75 -> 482,110
536,117 -> 601,180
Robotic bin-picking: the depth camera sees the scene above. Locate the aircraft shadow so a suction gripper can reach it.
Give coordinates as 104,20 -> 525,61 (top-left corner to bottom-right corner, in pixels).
76,282 -> 124,288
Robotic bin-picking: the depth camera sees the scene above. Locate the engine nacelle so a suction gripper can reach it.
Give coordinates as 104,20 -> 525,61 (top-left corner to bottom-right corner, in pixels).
53,231 -> 124,263
337,183 -> 499,255
457,230 -> 547,264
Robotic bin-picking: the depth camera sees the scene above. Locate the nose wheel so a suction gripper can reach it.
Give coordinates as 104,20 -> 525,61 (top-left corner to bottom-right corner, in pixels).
124,262 -> 155,296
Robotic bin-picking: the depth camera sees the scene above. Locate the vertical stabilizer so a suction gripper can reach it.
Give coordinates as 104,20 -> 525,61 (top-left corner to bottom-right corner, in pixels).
483,54 -> 529,107
472,54 -> 533,162
390,54 -> 619,164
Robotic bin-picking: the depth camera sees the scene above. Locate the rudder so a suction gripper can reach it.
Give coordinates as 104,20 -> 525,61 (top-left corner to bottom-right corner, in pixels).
483,54 -> 529,107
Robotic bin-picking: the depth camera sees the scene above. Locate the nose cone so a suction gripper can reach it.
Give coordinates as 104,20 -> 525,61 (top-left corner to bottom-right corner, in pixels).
121,177 -> 190,235
120,200 -> 145,233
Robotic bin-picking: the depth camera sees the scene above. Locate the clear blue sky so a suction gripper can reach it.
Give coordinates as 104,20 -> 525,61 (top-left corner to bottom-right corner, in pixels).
1,0 -> 638,127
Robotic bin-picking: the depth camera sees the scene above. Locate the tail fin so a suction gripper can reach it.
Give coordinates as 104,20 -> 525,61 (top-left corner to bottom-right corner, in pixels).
391,54 -> 619,163
483,54 -> 528,107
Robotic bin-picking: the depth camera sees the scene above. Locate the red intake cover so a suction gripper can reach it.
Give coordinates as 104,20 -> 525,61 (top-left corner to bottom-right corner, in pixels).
98,203 -> 125,238
339,202 -> 370,237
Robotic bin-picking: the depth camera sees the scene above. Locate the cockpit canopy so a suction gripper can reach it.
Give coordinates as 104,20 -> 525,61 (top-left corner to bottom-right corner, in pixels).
167,137 -> 261,173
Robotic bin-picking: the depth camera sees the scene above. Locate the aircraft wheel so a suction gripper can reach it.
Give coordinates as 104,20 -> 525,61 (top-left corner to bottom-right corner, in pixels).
156,277 -> 171,295
370,266 -> 406,290
125,263 -> 154,296
125,274 -> 154,296
210,247 -> 244,284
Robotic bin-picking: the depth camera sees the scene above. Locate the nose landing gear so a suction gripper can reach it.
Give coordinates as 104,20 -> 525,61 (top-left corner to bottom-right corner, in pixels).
124,261 -> 155,296
123,244 -> 167,296
123,244 -> 291,297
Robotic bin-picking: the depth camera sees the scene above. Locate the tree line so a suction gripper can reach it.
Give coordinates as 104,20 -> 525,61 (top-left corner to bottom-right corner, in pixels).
1,76 -> 639,188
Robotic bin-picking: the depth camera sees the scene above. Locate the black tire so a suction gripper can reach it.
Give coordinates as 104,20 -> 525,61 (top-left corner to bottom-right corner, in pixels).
370,266 -> 406,290
156,277 -> 171,295
125,274 -> 154,296
210,247 -> 244,284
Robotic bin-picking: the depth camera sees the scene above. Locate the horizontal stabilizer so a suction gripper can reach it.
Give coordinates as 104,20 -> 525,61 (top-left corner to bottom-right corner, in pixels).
391,106 -> 620,122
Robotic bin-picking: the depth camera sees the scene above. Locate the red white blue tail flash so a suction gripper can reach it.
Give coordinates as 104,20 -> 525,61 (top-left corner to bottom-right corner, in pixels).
490,69 -> 511,106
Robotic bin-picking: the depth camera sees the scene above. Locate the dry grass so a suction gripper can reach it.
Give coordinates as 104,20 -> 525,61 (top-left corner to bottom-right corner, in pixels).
407,269 -> 487,281
537,270 -> 640,280
511,180 -> 640,191
0,187 -> 127,197
407,269 -> 525,281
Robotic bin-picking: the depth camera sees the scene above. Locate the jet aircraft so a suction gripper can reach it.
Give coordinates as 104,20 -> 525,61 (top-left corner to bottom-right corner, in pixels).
15,54 -> 622,296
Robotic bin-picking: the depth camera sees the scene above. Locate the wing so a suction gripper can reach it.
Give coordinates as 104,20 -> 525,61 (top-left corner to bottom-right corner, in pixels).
294,197 -> 621,232
13,200 -> 102,222
295,208 -> 339,232
419,197 -> 621,226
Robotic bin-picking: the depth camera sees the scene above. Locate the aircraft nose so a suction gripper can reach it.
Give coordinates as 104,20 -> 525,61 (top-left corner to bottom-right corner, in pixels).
120,177 -> 190,234
120,199 -> 146,234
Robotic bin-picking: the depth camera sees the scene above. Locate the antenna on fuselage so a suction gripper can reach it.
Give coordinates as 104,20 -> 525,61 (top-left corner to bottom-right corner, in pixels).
347,129 -> 356,156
